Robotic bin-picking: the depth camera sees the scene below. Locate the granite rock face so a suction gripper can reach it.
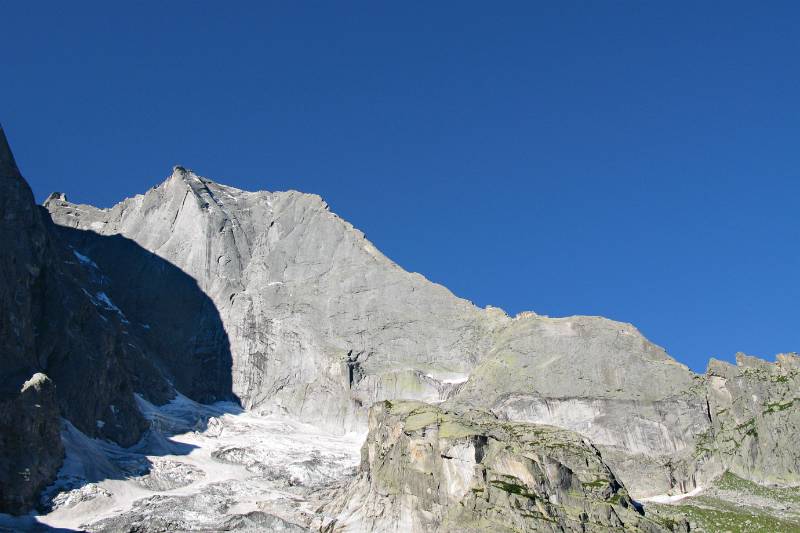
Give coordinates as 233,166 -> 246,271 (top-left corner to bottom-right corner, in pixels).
448,315 -> 721,497
1,129 -> 796,523
322,401 -> 671,532
704,353 -> 800,486
44,167 -> 718,498
44,167 -> 508,429
0,127 -> 66,514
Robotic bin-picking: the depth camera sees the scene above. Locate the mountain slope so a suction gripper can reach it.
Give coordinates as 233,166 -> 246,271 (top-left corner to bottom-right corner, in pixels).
45,166 -> 717,498
323,400 -> 673,532
0,131 -> 796,526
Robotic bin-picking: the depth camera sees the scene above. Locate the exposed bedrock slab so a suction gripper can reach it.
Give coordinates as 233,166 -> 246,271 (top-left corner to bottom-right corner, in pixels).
485,395 -> 722,498
704,353 -> 800,487
321,401 -> 673,532
448,315 -> 723,497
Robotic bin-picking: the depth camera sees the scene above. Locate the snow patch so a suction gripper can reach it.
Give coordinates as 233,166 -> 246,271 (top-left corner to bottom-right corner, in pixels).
425,373 -> 469,385
82,289 -> 130,324
72,248 -> 98,269
639,485 -> 705,504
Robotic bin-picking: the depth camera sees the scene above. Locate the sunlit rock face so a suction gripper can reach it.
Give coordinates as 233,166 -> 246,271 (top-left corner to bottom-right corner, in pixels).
4,151 -> 790,526
705,353 -> 800,486
322,401 -> 671,532
45,167 -> 505,433
44,167 -> 720,498
448,315 -> 723,497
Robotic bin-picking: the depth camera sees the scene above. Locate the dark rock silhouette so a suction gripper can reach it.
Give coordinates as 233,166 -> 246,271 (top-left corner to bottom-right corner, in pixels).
0,126 -> 234,514
52,226 -> 235,405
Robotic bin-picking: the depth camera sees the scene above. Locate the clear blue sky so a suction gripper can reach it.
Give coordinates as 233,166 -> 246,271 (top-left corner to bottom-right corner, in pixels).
3,2 -> 799,372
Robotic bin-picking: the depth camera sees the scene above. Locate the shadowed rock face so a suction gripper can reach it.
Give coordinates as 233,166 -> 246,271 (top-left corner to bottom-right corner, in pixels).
322,401 -> 672,532
0,130 -> 63,512
0,128 -> 233,514
1,127 -> 155,448
0,374 -> 62,513
0,126 -> 144,512
0,127 -> 57,395
51,225 -> 235,404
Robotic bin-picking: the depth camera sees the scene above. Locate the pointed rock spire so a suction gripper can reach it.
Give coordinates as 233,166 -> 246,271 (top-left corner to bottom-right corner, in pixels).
0,125 -> 36,211
0,123 -> 21,178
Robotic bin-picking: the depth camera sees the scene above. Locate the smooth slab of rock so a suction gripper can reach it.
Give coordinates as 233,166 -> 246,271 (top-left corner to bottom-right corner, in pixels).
705,352 -> 800,486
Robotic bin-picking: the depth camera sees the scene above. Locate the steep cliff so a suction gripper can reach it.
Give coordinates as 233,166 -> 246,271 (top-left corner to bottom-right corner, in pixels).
322,401 -> 673,532
0,127 -> 175,513
704,353 -> 800,486
44,167 -> 502,429
449,315 -> 720,497
0,139 -> 792,524
45,167 -> 717,498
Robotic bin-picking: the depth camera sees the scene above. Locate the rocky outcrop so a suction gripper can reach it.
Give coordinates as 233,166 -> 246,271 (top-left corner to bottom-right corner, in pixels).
0,373 -> 63,513
322,401 -> 671,532
704,353 -> 800,486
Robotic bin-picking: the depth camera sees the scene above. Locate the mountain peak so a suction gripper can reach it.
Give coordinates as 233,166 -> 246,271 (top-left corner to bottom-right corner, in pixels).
165,164 -> 215,191
0,124 -> 21,178
168,164 -> 195,183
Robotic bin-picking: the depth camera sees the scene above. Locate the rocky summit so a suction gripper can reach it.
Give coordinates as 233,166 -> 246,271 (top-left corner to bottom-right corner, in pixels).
0,126 -> 798,532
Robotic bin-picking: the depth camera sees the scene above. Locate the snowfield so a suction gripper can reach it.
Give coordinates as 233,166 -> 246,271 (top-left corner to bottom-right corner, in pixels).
1,395 -> 364,532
